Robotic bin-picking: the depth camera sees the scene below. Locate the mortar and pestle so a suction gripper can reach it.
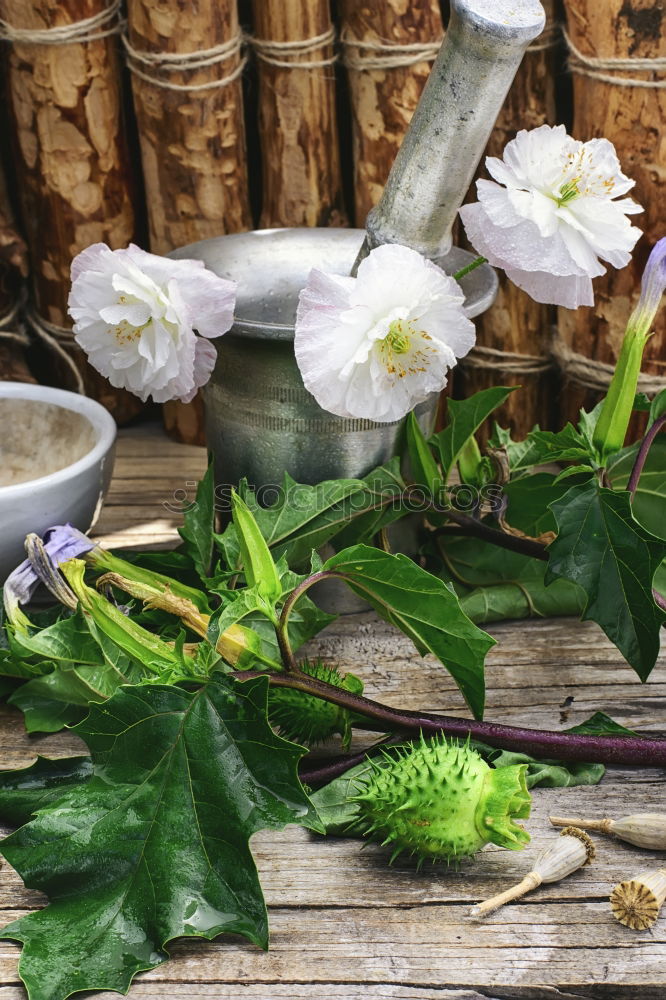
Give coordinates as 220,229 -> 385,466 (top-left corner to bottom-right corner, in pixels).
171,0 -> 546,494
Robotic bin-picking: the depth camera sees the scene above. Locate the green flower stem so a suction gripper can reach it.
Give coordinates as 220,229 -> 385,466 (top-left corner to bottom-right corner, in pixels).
234,668 -> 666,769
452,255 -> 488,283
593,329 -> 650,460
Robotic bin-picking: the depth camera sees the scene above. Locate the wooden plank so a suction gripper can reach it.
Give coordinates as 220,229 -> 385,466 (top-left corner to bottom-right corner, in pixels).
3,422 -> 664,1000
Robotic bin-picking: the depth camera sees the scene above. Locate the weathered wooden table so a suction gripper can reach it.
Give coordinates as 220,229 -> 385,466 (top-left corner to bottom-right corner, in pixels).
1,422 -> 665,1000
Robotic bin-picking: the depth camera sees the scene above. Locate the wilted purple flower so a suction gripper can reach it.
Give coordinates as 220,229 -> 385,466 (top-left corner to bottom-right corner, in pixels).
3,524 -> 95,628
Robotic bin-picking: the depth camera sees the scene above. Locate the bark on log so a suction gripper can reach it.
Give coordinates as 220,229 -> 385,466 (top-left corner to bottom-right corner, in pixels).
0,0 -> 142,421
456,0 -> 560,443
125,0 -> 252,445
250,0 -> 347,228
558,0 -> 666,427
125,0 -> 251,252
0,158 -> 33,382
339,0 -> 444,226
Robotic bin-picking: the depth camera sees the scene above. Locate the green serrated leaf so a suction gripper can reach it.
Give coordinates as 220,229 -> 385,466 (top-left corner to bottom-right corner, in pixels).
322,544 -> 494,719
547,480 -> 666,680
433,387 -> 517,482
566,710 -> 638,738
214,468 -> 408,572
1,675 -> 321,1000
487,424 -> 539,473
523,425 -> 592,466
0,756 -> 93,827
178,461 -> 215,578
8,656 -> 143,733
8,609 -> 106,668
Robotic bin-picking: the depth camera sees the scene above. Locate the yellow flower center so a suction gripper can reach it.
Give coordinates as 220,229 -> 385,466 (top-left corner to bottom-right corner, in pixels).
385,319 -> 413,354
379,318 -> 435,379
557,178 -> 580,206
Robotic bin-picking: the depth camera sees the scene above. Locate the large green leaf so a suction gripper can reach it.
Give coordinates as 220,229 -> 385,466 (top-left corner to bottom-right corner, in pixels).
322,545 -> 494,719
8,657 -> 143,733
0,756 -> 93,827
8,610 -> 105,668
459,578 -> 585,624
1,676 -> 320,1000
435,530 -> 584,625
547,480 -> 666,680
178,461 -> 215,578
502,472 -> 575,535
432,387 -> 517,482
607,436 -> 666,540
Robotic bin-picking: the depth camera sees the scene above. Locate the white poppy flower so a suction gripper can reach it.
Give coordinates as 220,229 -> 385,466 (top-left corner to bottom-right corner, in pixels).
459,124 -> 643,309
294,244 -> 476,423
68,243 -> 236,403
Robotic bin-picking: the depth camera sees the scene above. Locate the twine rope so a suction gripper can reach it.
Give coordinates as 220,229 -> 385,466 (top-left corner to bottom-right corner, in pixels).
0,298 -> 21,331
527,22 -> 562,53
552,332 -> 666,396
250,27 -> 337,69
0,0 -> 123,46
564,27 -> 666,89
25,307 -> 85,395
0,327 -> 30,347
122,31 -> 247,92
461,343 -> 554,376
341,28 -> 443,71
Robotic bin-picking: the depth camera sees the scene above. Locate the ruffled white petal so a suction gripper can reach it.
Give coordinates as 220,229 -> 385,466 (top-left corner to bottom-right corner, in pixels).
460,124 -> 642,309
295,244 -> 474,423
68,242 -> 237,403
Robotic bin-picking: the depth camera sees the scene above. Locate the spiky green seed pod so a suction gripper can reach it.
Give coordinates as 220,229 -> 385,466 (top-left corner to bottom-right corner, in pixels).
268,659 -> 363,750
352,735 -> 531,864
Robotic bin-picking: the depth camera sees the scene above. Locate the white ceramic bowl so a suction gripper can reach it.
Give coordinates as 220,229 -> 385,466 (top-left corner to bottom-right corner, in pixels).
0,383 -> 117,583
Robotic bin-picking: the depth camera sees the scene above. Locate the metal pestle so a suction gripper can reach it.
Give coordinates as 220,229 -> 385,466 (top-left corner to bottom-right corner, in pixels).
359,0 -> 546,266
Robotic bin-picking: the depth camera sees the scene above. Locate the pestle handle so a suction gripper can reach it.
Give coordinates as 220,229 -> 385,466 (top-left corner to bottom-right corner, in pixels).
364,0 -> 546,261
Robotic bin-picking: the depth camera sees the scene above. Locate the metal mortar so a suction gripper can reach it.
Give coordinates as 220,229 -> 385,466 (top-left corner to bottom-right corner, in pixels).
171,0 -> 546,493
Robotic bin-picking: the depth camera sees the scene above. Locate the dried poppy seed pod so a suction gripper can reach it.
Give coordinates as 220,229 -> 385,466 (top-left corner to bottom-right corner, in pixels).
470,827 -> 595,919
550,813 -> 666,851
610,868 -> 666,930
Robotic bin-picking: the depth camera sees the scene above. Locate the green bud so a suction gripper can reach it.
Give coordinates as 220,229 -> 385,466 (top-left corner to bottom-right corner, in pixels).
268,659 -> 364,751
231,491 -> 282,607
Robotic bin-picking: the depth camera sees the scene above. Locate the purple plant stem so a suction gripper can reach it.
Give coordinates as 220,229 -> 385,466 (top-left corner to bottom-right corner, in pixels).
236,668 -> 666,768
628,412 -> 666,497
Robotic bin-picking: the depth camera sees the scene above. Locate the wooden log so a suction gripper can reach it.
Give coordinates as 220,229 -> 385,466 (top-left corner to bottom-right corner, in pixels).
339,0 -> 444,226
125,0 -> 251,252
455,0 -> 560,444
250,0 -> 346,228
557,0 -> 666,428
125,0 -> 252,446
0,0 -> 143,421
0,161 -> 32,382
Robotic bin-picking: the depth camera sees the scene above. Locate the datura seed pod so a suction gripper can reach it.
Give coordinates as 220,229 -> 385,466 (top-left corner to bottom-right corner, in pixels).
550,812 -> 666,851
470,827 -> 595,919
268,659 -> 363,750
610,868 -> 666,930
351,735 -> 531,865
